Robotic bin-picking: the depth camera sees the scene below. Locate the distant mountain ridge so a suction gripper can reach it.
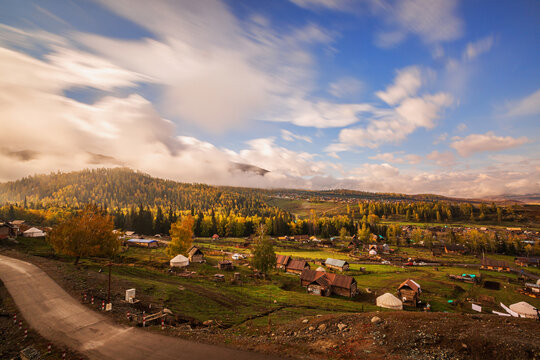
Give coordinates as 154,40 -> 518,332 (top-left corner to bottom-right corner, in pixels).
0,168 -> 489,211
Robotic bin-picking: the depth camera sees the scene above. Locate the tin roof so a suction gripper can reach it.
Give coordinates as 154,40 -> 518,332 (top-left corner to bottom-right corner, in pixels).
325,258 -> 348,268
127,238 -> 157,244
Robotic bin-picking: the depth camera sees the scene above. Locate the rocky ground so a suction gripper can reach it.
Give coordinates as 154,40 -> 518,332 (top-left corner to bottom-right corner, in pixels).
1,248 -> 539,360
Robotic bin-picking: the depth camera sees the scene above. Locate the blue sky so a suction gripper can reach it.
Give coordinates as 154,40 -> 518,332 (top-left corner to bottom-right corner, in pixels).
0,0 -> 538,197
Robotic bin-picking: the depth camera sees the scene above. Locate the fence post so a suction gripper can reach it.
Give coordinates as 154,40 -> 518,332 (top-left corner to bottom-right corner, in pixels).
101,300 -> 105,311
91,296 -> 94,305
19,320 -> 22,330
161,318 -> 164,330
13,313 -> 16,324
143,313 -> 146,328
48,344 -> 52,354
127,311 -> 130,321
24,328 -> 27,339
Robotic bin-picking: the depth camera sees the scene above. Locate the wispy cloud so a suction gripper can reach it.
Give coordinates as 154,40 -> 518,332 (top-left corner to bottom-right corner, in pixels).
463,35 -> 494,60
503,88 -> 540,118
451,132 -> 530,157
281,129 -> 312,143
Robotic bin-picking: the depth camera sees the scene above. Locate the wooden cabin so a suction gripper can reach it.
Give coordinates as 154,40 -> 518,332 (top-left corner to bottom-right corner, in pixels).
444,244 -> 467,254
276,254 -> 291,270
515,257 -> 540,267
187,246 -> 204,263
398,279 -> 421,306
300,269 -> 357,297
218,260 -> 234,271
481,258 -> 510,272
285,259 -> 310,275
325,258 -> 349,271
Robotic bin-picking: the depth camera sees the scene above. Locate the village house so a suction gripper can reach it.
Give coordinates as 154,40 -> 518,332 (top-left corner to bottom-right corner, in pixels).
276,254 -> 291,270
285,259 -> 310,275
187,246 -> 205,263
515,257 -> 540,267
0,220 -> 17,239
481,258 -> 510,272
300,269 -> 357,297
397,279 -> 421,306
444,244 -> 467,254
212,234 -> 220,240
325,258 -> 349,271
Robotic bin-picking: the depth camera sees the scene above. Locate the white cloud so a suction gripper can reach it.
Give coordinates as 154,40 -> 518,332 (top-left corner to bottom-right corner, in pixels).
336,91 -> 453,148
372,0 -> 463,47
426,150 -> 456,167
369,152 -> 423,165
375,66 -> 422,105
451,132 -> 530,157
328,77 -> 364,98
456,123 -> 467,132
463,35 -> 494,60
503,88 -> 540,118
289,0 -> 351,11
281,129 -> 312,143
433,132 -> 448,144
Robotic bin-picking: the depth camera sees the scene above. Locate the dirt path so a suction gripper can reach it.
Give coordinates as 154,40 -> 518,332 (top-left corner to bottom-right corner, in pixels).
0,254 -> 280,360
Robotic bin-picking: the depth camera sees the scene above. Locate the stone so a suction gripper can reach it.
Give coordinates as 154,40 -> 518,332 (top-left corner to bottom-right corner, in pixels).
203,320 -> 213,326
337,323 -> 347,331
318,324 -> 327,331
371,316 -> 382,324
308,326 -> 315,331
462,343 -> 468,349
302,319 -> 309,324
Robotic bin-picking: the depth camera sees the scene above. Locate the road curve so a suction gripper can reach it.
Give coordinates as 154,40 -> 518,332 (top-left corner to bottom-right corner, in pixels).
0,255 -> 280,360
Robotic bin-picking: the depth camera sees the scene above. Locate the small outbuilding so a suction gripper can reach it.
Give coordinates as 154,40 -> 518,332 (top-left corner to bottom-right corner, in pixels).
218,260 -> 234,271
398,279 -> 421,306
509,301 -> 538,319
315,266 -> 326,272
212,234 -> 220,240
376,293 -> 403,310
23,227 -> 46,237
325,258 -> 349,271
170,254 -> 189,268
187,246 -> 205,263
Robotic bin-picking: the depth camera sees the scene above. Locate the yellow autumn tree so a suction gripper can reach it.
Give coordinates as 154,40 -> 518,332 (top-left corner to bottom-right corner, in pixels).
167,215 -> 194,257
47,204 -> 120,265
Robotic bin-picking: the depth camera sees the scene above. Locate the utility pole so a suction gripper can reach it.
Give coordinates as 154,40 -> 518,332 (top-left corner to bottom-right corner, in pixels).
107,263 -> 112,305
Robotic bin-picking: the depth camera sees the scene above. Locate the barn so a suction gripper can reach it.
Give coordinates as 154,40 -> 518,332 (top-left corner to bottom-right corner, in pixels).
187,246 -> 205,263
286,259 -> 310,275
398,279 -> 421,306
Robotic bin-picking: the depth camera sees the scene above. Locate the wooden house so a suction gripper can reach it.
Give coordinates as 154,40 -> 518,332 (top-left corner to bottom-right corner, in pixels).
187,246 -> 205,263
515,257 -> 540,267
126,239 -> 158,248
481,258 -> 510,272
276,254 -> 291,270
0,221 -> 17,239
444,244 -> 467,254
218,260 -> 234,271
285,259 -> 310,275
325,258 -> 349,271
300,269 -> 357,298
397,279 -> 421,306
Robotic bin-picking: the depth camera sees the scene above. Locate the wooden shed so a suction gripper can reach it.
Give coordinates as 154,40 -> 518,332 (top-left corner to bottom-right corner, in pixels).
300,269 -> 357,297
398,279 -> 421,306
286,259 -> 310,275
218,260 -> 234,271
187,246 -> 205,263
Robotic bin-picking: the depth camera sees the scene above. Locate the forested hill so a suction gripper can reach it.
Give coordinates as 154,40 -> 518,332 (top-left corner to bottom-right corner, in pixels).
0,168 -> 271,215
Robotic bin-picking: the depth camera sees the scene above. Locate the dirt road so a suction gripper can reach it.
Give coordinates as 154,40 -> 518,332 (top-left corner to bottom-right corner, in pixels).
0,254 -> 279,360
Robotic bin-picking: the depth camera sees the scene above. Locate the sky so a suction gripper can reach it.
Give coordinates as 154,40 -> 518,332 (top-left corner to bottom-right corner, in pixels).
0,0 -> 539,198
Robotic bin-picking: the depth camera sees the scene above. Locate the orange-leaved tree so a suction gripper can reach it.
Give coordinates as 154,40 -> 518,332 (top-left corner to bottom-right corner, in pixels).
167,215 -> 194,257
47,204 -> 120,265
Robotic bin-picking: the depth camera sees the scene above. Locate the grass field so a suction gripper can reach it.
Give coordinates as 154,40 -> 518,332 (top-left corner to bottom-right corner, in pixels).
4,236 -> 539,328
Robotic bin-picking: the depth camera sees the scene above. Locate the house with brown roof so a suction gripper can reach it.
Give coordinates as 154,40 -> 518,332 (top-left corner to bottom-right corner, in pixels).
218,260 -> 234,271
515,257 -> 540,267
481,258 -> 510,272
444,244 -> 467,254
187,246 -> 204,263
285,259 -> 310,275
300,269 -> 357,297
397,279 -> 421,306
276,254 -> 291,270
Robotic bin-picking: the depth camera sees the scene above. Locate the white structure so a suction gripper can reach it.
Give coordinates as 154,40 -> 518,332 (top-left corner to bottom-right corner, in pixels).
23,227 -> 45,237
369,249 -> 377,256
315,266 -> 326,272
170,254 -> 189,268
376,293 -> 403,310
509,301 -> 538,319
125,288 -> 136,303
